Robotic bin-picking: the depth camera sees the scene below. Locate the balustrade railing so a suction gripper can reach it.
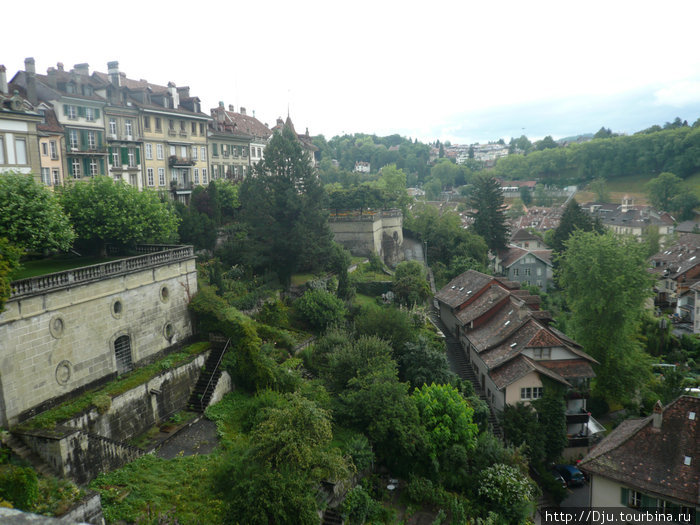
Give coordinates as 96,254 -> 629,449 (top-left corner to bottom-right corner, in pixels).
10,245 -> 194,299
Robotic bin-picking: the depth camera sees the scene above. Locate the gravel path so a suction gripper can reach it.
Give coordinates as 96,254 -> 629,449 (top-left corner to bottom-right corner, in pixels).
156,418 -> 220,459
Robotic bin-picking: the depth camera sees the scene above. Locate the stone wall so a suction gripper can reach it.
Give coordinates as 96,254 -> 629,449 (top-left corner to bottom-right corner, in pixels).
329,210 -> 404,267
0,247 -> 197,427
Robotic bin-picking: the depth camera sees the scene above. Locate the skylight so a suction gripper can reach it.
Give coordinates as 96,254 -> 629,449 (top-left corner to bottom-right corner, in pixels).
683,456 -> 691,466
510,342 -> 517,348
451,286 -> 456,289
690,412 -> 696,421
504,320 -> 510,327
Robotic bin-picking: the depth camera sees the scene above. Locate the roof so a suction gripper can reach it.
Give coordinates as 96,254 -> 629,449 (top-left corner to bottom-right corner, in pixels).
455,285 -> 510,326
497,246 -> 553,268
510,228 -> 541,242
434,270 -> 498,308
537,359 -> 596,379
36,106 -> 63,134
211,106 -> 271,141
580,396 -> 700,505
649,234 -> 700,279
584,201 -> 675,229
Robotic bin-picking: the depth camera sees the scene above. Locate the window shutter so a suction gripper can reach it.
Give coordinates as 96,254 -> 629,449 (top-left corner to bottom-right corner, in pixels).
135,147 -> 141,164
94,108 -> 100,118
97,132 -> 103,148
80,130 -> 88,148
641,495 -> 656,509
78,106 -> 86,117
65,131 -> 72,146
108,146 -> 112,156
83,158 -> 90,176
620,488 -> 628,506
67,157 -> 73,175
99,158 -> 105,174
121,147 -> 129,165
63,104 -> 68,116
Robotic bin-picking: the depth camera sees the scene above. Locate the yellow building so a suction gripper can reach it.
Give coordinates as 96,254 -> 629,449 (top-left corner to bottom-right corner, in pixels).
36,106 -> 66,187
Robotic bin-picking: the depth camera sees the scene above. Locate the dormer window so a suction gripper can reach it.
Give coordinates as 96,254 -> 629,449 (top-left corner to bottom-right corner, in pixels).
66,83 -> 76,94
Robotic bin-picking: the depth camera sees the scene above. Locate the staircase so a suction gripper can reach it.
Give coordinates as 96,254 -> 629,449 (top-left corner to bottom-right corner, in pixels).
2,433 -> 56,477
321,508 -> 343,525
431,309 -> 503,439
187,337 -> 230,413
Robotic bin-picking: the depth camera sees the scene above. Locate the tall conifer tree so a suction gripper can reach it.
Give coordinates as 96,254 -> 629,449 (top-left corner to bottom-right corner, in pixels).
467,174 -> 509,252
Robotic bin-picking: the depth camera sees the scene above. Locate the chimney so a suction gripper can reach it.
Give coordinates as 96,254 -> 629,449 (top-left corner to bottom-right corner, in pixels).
0,65 -> 7,95
240,107 -> 246,116
107,61 -> 120,87
168,81 -> 179,108
24,57 -> 37,105
73,63 -> 90,76
47,67 -> 57,88
652,400 -> 663,429
252,109 -> 255,118
57,62 -> 64,71
176,86 -> 190,98
218,101 -> 224,108
228,104 -> 234,112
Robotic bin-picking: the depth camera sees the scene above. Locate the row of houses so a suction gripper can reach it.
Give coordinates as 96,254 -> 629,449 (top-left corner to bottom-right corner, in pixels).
0,58 -> 316,203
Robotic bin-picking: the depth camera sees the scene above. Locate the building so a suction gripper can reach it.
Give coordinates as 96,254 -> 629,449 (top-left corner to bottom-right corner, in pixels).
584,197 -> 675,244
36,105 -> 66,187
435,270 -> 601,455
494,246 -> 553,291
649,233 -> 700,316
217,104 -> 271,171
0,64 -> 42,179
209,102 -> 254,182
580,396 -> 699,523
271,115 -> 318,166
354,161 -> 370,173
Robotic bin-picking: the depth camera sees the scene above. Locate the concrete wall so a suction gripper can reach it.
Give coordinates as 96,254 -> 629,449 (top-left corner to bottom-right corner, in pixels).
329,210 -> 404,266
0,247 -> 197,427
504,372 -> 543,406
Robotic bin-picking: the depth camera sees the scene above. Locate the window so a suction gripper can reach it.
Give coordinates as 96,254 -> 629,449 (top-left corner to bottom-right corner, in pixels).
156,144 -> 164,160
0,137 -> 4,163
180,145 -> 187,158
85,107 -> 94,121
128,148 -> 136,167
108,118 -> 117,135
87,131 -> 96,150
71,158 -> 81,178
212,143 -> 218,156
202,168 -> 207,185
171,169 -> 177,181
89,159 -> 98,176
532,387 -> 543,399
145,143 -> 153,160
524,268 -> 531,276
15,138 -> 27,164
169,119 -> 175,131
50,140 -> 58,159
199,123 -> 205,135
114,335 -> 133,375
168,145 -> 175,157
257,147 -> 262,157
194,168 -> 199,184
180,120 -> 186,132
125,120 -> 133,137
192,146 -> 198,160
155,117 -> 162,131
213,164 -> 219,179
112,149 -> 120,167
41,167 -> 51,185
537,280 -> 542,288
513,268 -> 519,277
628,490 -> 642,509
158,167 -> 165,185
144,116 -> 151,130
242,146 -> 247,157
41,142 -> 48,156
191,122 -> 197,134
66,105 -> 77,119
521,387 -> 532,400
201,146 -> 206,161
52,169 -> 60,185
147,168 -> 154,186
537,267 -> 542,276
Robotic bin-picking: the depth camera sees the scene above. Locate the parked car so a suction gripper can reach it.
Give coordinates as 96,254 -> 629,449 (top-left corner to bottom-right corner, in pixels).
555,464 -> 585,487
549,469 -> 567,489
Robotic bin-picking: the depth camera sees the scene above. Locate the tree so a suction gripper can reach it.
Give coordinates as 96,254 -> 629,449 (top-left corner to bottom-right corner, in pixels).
294,288 -> 347,332
392,260 -> 430,306
239,127 -> 334,285
535,135 -> 558,150
645,172 -> 682,212
400,336 -> 454,389
59,176 -> 178,255
590,178 -> 610,203
478,464 -> 537,523
0,238 -> 22,313
557,230 -> 653,402
0,172 -> 75,253
467,174 -> 509,252
671,192 -> 700,221
519,186 -> 532,206
551,199 -> 596,254
593,127 -> 614,139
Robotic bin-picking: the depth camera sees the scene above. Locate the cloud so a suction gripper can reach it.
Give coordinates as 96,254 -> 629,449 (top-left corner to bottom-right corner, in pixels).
653,81 -> 700,107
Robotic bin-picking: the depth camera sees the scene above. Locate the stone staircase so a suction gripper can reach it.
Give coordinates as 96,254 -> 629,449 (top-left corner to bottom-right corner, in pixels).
187,336 -> 229,413
2,433 -> 56,477
321,508 -> 343,525
431,310 -> 503,439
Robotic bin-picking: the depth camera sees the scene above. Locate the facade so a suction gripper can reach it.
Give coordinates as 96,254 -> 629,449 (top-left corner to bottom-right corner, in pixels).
217,104 -> 271,171
36,105 -> 66,187
435,270 -> 600,452
0,246 -> 197,428
649,233 -> 700,314
209,103 -> 254,182
494,246 -> 553,291
584,197 -> 675,244
580,396 -> 699,524
0,65 -> 42,179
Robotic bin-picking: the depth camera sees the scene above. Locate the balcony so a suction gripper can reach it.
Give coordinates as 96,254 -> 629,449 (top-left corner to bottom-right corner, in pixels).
168,155 -> 195,167
179,130 -> 188,138
170,180 -> 193,192
168,129 -> 177,137
68,145 -> 108,155
566,411 -> 591,425
567,436 -> 592,448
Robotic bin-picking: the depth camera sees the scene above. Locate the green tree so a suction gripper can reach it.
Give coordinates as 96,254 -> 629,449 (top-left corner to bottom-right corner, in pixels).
400,336 -> 455,389
294,288 -> 347,332
239,127 -> 334,285
0,172 -> 75,253
0,238 -> 22,313
671,192 -> 700,221
519,186 -> 532,206
532,385 -> 568,463
593,127 -> 614,139
392,260 -> 430,306
551,199 -> 595,254
478,463 -> 537,523
590,178 -> 610,203
557,230 -> 653,402
535,135 -> 558,150
645,172 -> 682,212
59,176 -> 178,255
467,174 -> 509,252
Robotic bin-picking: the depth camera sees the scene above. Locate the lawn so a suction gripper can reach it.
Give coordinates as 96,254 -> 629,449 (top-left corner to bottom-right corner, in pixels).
12,255 -> 122,280
354,293 -> 379,308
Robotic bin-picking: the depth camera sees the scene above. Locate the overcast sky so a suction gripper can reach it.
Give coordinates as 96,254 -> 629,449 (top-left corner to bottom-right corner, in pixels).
4,0 -> 700,144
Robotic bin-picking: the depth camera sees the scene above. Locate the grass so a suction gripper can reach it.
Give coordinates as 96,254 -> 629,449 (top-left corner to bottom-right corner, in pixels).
354,293 -> 379,308
23,341 -> 210,430
90,453 -> 224,524
12,255 -> 122,281
32,476 -> 85,518
290,273 -> 318,286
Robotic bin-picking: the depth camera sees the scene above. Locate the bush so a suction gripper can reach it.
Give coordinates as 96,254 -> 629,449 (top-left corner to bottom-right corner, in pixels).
340,486 -> 386,525
295,289 -> 347,332
0,464 -> 38,510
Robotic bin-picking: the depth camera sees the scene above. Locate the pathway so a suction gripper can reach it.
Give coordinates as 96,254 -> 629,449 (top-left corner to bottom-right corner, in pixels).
156,418 -> 219,459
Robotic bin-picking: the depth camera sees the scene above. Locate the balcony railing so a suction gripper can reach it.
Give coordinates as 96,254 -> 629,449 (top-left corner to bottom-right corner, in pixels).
168,156 -> 195,167
170,180 -> 193,191
566,412 -> 591,425
68,145 -> 108,154
9,245 -> 194,300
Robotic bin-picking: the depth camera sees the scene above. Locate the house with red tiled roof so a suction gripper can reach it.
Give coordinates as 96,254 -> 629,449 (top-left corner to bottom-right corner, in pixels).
649,234 -> 700,322
580,396 -> 699,523
435,270 -> 601,455
271,115 -> 318,167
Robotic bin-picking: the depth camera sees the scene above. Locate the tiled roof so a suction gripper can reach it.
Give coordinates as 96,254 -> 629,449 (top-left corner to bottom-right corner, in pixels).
497,246 -> 553,268
584,202 -> 675,229
580,396 -> 700,506
455,285 -> 510,326
36,107 -> 63,133
511,228 -> 541,242
527,328 -> 562,347
537,359 -> 596,380
434,270 -> 497,308
649,234 -> 700,279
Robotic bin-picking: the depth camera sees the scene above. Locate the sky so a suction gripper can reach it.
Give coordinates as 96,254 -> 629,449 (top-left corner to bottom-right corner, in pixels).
4,0 -> 700,145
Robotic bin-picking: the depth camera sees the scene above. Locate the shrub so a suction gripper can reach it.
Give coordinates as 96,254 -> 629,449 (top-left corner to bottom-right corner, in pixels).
92,394 -> 112,414
0,464 -> 38,510
294,289 -> 347,332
